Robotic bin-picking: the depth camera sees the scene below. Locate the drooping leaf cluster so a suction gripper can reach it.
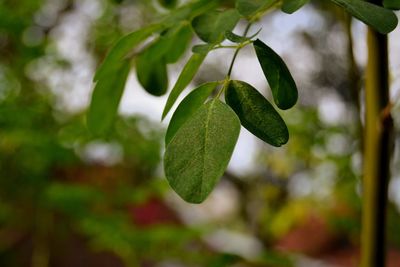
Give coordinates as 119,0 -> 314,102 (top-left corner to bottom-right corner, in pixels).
87,0 -> 398,203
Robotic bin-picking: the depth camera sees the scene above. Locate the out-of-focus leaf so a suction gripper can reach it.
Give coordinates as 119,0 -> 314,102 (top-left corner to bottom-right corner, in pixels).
235,0 -> 276,17
191,9 -> 240,43
94,24 -> 162,82
158,0 -> 178,9
383,0 -> 400,10
87,60 -> 130,136
164,99 -> 240,203
136,56 -> 168,96
192,44 -> 213,54
225,80 -> 289,147
281,0 -> 309,14
165,24 -> 193,63
162,0 -> 219,25
165,82 -> 218,145
162,52 -> 207,119
329,0 -> 398,34
225,30 -> 250,43
253,39 -> 298,110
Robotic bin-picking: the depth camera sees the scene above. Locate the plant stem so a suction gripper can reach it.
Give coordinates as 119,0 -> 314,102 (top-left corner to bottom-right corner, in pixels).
227,23 -> 253,78
361,1 -> 394,266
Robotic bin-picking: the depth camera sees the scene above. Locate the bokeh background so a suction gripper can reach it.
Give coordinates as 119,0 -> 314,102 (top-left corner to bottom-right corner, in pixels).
1,0 -> 400,266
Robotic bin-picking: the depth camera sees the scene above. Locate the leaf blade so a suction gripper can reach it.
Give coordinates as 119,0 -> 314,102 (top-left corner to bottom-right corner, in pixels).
164,99 -> 240,203
87,60 -> 131,136
329,0 -> 398,34
162,52 -> 207,119
225,80 -> 289,147
165,82 -> 218,145
281,0 -> 309,14
253,39 -> 298,110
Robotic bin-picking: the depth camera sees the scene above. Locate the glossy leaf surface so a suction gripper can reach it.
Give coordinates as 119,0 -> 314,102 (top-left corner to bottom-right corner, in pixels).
253,39 -> 298,110
225,80 -> 289,147
165,82 -> 218,145
164,99 -> 240,203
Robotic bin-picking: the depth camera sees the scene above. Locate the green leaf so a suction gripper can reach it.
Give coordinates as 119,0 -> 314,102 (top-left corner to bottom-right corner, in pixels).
192,44 -> 213,54
162,52 -> 207,119
162,0 -> 219,25
281,0 -> 309,14
235,0 -> 276,17
191,9 -> 240,43
329,0 -> 398,34
165,24 -> 193,63
225,31 -> 250,43
164,99 -> 240,203
94,24 -> 162,82
136,55 -> 168,96
87,60 -> 131,136
384,0 -> 400,10
225,80 -> 289,147
165,82 -> 218,145
253,39 -> 298,110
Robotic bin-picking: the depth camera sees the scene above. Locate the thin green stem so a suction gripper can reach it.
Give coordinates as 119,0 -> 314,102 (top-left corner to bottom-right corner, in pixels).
227,23 -> 253,78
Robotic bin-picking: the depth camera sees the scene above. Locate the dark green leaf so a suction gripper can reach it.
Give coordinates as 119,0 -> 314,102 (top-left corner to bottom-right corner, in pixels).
164,99 -> 240,203
281,0 -> 309,14
165,82 -> 218,145
87,60 -> 131,136
136,56 -> 168,96
384,0 -> 400,10
235,0 -> 275,17
253,39 -> 298,110
191,9 -> 240,43
165,24 -> 193,63
225,30 -> 250,43
94,24 -> 162,82
162,52 -> 207,119
225,80 -> 289,147
329,0 -> 398,34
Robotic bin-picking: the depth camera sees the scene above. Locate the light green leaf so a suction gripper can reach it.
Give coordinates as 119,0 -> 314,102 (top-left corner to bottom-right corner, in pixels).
191,9 -> 240,43
165,24 -> 193,63
192,44 -> 213,54
225,30 -> 250,43
253,39 -> 298,110
281,0 -> 309,14
162,52 -> 207,119
225,80 -> 289,147
136,55 -> 168,96
235,0 -> 276,17
162,0 -> 219,25
165,82 -> 218,145
329,0 -> 398,34
87,60 -> 130,136
94,24 -> 162,82
164,99 -> 240,203
384,0 -> 400,10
